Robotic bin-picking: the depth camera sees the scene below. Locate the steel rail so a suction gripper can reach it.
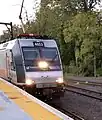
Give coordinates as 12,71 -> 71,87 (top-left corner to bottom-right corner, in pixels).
67,79 -> 102,86
65,85 -> 102,101
48,103 -> 84,120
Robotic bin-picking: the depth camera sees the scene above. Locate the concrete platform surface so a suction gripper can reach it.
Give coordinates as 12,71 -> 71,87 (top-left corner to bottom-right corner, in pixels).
0,78 -> 73,120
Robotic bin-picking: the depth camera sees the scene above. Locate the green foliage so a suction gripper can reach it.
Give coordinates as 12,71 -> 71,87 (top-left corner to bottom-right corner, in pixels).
0,0 -> 102,76
64,12 -> 102,76
96,68 -> 102,76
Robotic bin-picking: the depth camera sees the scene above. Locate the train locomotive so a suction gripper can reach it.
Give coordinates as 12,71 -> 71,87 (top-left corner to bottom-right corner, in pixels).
0,34 -> 64,98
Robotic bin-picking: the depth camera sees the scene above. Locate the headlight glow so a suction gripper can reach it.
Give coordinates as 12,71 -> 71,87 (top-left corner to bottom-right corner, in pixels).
26,79 -> 34,85
38,61 -> 48,69
56,78 -> 63,83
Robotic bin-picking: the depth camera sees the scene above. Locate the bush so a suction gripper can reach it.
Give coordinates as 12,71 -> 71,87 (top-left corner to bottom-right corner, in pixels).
96,68 -> 102,76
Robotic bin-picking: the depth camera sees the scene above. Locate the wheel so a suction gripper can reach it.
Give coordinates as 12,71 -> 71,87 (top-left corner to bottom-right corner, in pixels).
24,85 -> 36,95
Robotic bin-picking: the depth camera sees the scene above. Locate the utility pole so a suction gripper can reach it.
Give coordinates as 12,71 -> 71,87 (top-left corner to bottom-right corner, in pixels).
19,0 -> 25,33
24,8 -> 30,27
0,22 -> 13,40
10,22 -> 13,39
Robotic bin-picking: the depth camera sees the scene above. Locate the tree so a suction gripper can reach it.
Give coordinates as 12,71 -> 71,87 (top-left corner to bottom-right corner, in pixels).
0,0 -> 102,76
0,24 -> 23,42
64,12 -> 102,76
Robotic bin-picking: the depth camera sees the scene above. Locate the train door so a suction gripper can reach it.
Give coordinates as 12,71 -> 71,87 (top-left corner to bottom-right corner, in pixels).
6,52 -> 10,80
7,50 -> 17,83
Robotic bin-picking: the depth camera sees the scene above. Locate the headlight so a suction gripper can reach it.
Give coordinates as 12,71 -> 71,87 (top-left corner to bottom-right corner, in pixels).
56,78 -> 63,83
38,61 -> 48,69
26,79 -> 34,85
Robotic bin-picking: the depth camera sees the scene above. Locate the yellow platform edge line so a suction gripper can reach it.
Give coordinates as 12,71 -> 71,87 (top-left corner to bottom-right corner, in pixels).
0,79 -> 72,120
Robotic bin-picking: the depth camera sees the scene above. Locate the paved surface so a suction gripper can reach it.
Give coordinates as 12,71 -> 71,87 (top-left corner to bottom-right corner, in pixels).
0,91 -> 32,120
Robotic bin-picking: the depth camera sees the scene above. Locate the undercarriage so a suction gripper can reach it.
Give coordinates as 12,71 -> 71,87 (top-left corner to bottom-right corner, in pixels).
24,84 -> 65,100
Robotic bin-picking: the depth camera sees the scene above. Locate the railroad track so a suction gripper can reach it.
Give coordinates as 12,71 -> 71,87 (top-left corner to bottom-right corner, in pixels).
65,85 -> 102,101
48,102 -> 84,120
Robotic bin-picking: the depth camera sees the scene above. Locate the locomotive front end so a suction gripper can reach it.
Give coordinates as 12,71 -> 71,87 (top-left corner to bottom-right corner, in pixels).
23,48 -> 64,98
19,34 -> 64,98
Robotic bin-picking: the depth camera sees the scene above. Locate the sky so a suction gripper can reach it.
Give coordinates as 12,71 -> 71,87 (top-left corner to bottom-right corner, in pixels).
0,0 -> 40,34
0,0 -> 101,35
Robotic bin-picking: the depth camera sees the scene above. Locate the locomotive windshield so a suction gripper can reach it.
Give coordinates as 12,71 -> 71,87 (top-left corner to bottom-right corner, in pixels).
22,47 -> 61,71
22,47 -> 40,60
41,48 -> 58,60
22,47 -> 58,61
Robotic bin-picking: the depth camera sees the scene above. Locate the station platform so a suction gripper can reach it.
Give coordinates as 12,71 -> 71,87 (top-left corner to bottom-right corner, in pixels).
0,78 -> 73,120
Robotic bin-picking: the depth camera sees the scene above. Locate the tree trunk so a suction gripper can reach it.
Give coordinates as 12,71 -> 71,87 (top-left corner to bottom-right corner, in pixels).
93,51 -> 96,77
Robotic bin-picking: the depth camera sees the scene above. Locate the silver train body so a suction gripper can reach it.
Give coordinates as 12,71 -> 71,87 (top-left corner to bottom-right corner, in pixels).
0,35 -> 64,98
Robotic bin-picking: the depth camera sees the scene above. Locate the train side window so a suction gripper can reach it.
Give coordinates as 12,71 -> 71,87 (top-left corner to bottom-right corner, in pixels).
10,51 -> 15,71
